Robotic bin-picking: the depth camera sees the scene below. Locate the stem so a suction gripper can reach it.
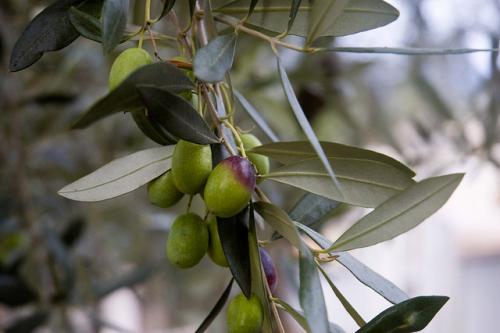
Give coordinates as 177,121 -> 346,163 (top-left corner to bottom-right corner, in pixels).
222,119 -> 246,157
214,14 -> 319,53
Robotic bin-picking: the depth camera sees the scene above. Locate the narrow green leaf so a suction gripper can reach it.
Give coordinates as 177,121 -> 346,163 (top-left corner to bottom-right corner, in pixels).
262,158 -> 414,208
296,222 -> 409,304
9,0 -> 83,72
215,0 -> 399,38
322,46 -> 498,55
252,141 -> 415,177
234,90 -> 279,143
158,0 -> 176,20
277,59 -> 342,193
248,204 -> 274,333
299,242 -> 329,333
195,279 -> 234,333
287,0 -> 303,32
130,109 -> 178,145
72,62 -> 193,129
102,0 -> 128,53
194,34 -> 237,82
247,0 -> 260,17
254,201 -> 302,248
328,174 -> 464,251
272,193 -> 339,241
217,207 -> 252,298
317,264 -> 366,327
356,296 -> 449,333
137,86 -> 219,144
307,0 -> 350,45
58,146 -> 174,202
274,298 -> 310,332
189,0 -> 196,17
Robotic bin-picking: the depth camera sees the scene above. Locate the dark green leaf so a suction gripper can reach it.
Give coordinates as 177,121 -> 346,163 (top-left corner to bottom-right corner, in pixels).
356,296 -> 449,333
5,311 -> 49,333
72,62 -> 193,129
296,222 -> 409,304
321,46 -> 498,55
252,141 -> 415,177
317,264 -> 366,327
102,0 -> 128,53
195,279 -> 233,333
137,86 -> 219,144
234,90 -> 279,142
328,174 -> 464,251
58,146 -> 174,202
9,0 -> 83,72
217,207 -> 252,298
262,158 -> 414,208
189,0 -> 196,17
60,218 -> 86,248
194,34 -> 237,82
247,0 -> 259,17
277,59 -> 342,192
130,109 -> 178,145
69,6 -> 103,42
299,242 -> 329,333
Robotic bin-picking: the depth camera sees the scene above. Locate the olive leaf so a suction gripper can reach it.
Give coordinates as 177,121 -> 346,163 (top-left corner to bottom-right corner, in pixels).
251,141 -> 415,177
254,202 -> 330,333
193,34 -> 237,82
72,62 -> 193,129
9,0 -> 84,72
137,86 -> 219,145
101,0 -> 128,53
130,109 -> 178,145
288,0 -> 303,32
217,208 -> 252,298
296,222 -> 409,304
278,59 -> 342,192
356,296 -> 449,333
322,46 -> 497,55
262,158 -> 414,208
327,173 -> 464,251
158,0 -> 176,20
58,146 -> 174,202
195,279 -> 234,333
234,90 -> 279,143
307,0 -> 350,45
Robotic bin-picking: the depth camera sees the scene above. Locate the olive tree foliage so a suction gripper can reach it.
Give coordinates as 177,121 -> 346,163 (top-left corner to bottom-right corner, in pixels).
3,0 -> 496,332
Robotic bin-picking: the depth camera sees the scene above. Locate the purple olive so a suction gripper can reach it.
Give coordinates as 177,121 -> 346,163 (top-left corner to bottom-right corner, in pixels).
259,248 -> 278,293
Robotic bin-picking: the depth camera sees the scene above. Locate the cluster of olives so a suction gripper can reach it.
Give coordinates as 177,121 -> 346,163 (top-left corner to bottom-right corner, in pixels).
110,48 -> 276,333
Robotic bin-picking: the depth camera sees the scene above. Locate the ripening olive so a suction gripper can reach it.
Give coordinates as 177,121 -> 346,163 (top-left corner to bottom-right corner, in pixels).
147,170 -> 183,208
204,156 -> 256,218
171,140 -> 212,194
227,293 -> 263,333
259,248 -> 278,293
109,48 -> 152,90
240,133 -> 270,178
207,216 -> 228,267
166,213 -> 208,268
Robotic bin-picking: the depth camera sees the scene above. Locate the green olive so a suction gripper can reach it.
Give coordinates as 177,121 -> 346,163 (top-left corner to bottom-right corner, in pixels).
227,293 -> 263,333
204,156 -> 256,218
147,170 -> 183,208
108,48 -> 153,90
166,213 -> 208,268
171,140 -> 212,194
240,134 -> 270,179
207,216 -> 228,267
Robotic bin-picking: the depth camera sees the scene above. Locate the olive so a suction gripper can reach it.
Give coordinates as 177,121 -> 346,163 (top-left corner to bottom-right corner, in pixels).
166,213 -> 208,268
227,293 -> 263,333
171,140 -> 212,194
240,133 -> 270,178
207,216 -> 228,267
204,156 -> 256,218
108,48 -> 152,90
259,248 -> 278,293
147,170 -> 183,208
